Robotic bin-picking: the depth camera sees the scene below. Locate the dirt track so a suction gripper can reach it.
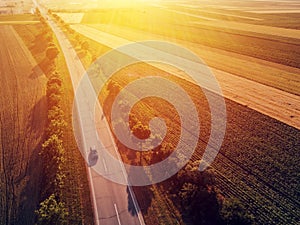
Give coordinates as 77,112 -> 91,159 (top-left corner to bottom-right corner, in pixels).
0,25 -> 47,225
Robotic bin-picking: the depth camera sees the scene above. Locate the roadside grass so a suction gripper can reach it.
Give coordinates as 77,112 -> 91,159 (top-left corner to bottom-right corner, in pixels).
54,38 -> 95,225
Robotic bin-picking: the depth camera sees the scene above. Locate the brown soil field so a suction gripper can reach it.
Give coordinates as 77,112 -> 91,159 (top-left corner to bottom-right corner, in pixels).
0,14 -> 38,22
247,10 -> 300,14
0,25 -> 47,225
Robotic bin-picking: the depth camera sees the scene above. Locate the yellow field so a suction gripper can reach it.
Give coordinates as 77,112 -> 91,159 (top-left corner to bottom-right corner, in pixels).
56,13 -> 84,23
0,25 -> 47,225
60,1 -> 300,224
2,0 -> 300,224
191,20 -> 300,39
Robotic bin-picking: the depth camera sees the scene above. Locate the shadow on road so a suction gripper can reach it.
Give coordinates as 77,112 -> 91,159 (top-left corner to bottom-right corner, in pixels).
126,184 -> 153,217
127,186 -> 137,216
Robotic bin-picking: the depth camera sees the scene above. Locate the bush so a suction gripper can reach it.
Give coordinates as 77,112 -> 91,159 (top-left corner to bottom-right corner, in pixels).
47,72 -> 62,86
81,41 -> 89,51
35,194 -> 68,225
46,46 -> 59,61
48,106 -> 64,121
48,93 -> 61,109
47,119 -> 66,138
221,198 -> 254,225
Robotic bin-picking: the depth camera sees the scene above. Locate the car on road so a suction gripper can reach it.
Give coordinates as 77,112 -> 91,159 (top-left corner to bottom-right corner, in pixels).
88,146 -> 98,167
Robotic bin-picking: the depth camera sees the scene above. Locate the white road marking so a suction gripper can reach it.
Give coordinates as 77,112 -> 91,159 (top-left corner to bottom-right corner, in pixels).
114,203 -> 122,225
102,158 -> 108,172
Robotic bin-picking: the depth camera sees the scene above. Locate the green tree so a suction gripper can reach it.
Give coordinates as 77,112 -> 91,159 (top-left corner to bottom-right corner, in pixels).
44,33 -> 53,42
35,194 -> 68,225
132,121 -> 151,140
48,93 -> 61,109
107,80 -> 120,97
151,142 -> 173,164
179,182 -> 222,225
220,198 -> 254,225
81,40 -> 89,51
47,118 -> 67,138
41,135 -> 64,179
46,45 -> 59,61
48,106 -> 64,121
47,82 -> 61,96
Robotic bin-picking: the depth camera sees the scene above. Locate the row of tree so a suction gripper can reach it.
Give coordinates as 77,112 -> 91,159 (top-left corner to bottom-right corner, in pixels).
48,11 -> 90,55
35,9 -> 93,224
35,71 -> 69,225
168,161 -> 255,225
123,109 -> 255,224
34,8 -> 59,74
30,9 -> 69,224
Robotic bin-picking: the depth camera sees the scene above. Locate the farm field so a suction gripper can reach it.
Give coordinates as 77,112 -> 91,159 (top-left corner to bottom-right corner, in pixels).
0,10 -> 94,224
164,1 -> 300,29
96,62 -> 300,225
0,0 -> 35,14
70,24 -> 300,129
52,0 -> 300,224
0,15 -> 39,24
0,24 -> 47,224
1,0 -> 299,224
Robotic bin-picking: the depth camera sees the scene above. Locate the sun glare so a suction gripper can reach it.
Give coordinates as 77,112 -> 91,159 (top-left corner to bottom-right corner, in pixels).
81,0 -> 153,8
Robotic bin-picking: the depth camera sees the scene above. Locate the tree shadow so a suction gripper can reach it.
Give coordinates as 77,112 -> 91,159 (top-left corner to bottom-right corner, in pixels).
30,34 -> 48,55
29,63 -> 44,80
126,167 -> 153,217
27,96 -> 47,135
15,96 -> 48,224
127,186 -> 137,216
127,185 -> 153,216
16,140 -> 44,225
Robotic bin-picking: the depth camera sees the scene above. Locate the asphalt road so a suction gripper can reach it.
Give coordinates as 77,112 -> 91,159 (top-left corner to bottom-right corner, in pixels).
32,1 -> 145,225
